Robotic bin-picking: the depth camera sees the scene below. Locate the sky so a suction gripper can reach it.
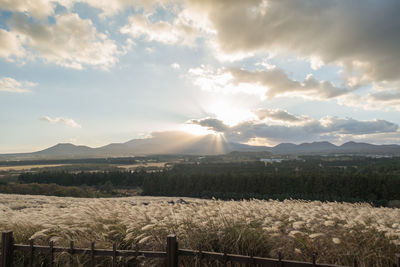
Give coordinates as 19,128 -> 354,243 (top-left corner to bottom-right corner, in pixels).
1,0 -> 400,153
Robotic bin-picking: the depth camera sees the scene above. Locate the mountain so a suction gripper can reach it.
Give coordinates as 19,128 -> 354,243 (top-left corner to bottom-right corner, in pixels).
37,143 -> 93,156
273,141 -> 338,154
271,143 -> 297,154
0,131 -> 271,160
339,141 -> 400,154
1,134 -> 400,161
272,141 -> 400,155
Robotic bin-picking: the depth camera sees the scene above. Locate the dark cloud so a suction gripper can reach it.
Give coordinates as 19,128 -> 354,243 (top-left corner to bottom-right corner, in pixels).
227,68 -> 350,99
188,118 -> 230,132
253,109 -> 303,122
190,116 -> 399,143
369,91 -> 400,102
189,0 -> 400,83
320,117 -> 398,135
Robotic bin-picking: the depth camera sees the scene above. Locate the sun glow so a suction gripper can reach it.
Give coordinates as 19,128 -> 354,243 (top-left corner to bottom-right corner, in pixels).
180,123 -> 218,136
206,101 -> 257,126
179,97 -> 257,137
245,137 -> 276,147
179,123 -> 226,154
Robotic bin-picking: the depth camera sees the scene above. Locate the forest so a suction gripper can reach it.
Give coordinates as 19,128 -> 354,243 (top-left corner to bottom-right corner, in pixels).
15,156 -> 400,205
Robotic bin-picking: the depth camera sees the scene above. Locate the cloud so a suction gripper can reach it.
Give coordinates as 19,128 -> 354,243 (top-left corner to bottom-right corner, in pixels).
189,115 -> 399,144
116,0 -> 400,110
0,0 -> 55,19
70,0 -> 173,17
188,65 -> 350,100
0,0 -> 172,18
0,29 -> 25,61
337,88 -> 400,112
188,66 -> 268,99
120,14 -> 198,46
171,62 -> 180,69
253,109 -> 307,123
317,117 -> 398,135
145,47 -> 154,54
186,0 -> 400,85
121,15 -> 180,44
188,117 -> 229,132
367,87 -> 400,111
230,68 -> 350,99
40,116 -> 82,128
0,77 -> 36,93
5,13 -> 119,69
4,0 -> 399,85
370,91 -> 400,102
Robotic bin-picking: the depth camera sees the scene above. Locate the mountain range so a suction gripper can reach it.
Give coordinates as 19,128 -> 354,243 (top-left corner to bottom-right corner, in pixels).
1,131 -> 400,160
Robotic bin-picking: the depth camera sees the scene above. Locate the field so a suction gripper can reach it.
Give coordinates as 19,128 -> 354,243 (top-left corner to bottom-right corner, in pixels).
0,194 -> 399,266
117,162 -> 167,170
0,164 -> 66,171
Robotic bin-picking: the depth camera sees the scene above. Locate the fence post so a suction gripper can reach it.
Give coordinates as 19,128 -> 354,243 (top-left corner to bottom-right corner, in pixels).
2,231 -> 14,267
166,235 -> 178,267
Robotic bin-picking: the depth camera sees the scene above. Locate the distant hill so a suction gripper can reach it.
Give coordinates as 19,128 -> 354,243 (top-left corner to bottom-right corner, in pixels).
272,141 -> 400,155
0,131 -> 270,160
1,133 -> 400,160
272,141 -> 337,154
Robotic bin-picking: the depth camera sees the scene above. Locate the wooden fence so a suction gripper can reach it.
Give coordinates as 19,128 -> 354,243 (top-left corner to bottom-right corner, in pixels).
1,231 -> 400,267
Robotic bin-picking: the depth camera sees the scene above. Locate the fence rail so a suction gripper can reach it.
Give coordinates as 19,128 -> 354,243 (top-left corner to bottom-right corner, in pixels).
2,231 -> 400,267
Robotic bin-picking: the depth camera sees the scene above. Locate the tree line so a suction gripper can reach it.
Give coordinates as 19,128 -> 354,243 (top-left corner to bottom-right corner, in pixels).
17,157 -> 400,205
19,170 -> 145,187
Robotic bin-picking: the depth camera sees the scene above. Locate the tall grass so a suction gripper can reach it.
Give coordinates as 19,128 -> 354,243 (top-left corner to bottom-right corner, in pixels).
0,194 -> 399,266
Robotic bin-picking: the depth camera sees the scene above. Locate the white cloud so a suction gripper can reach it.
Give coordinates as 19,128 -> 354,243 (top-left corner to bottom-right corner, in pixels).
0,0 -> 172,18
337,86 -> 400,112
3,0 -> 399,86
6,13 -> 120,70
70,0 -> 173,17
120,14 -> 198,46
0,29 -> 25,61
0,0 -> 55,19
0,77 -> 36,93
171,62 -> 180,69
188,66 -> 268,99
40,116 -> 82,128
145,47 -> 154,54
188,66 -> 351,101
121,15 -> 179,44
2,0 -> 400,113
230,68 -> 350,99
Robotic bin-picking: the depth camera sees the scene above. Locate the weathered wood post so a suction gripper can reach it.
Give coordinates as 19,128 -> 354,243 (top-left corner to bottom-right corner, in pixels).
312,252 -> 317,266
1,231 -> 14,267
166,235 -> 178,267
353,257 -> 358,267
90,241 -> 95,267
29,239 -> 34,267
69,240 -> 74,267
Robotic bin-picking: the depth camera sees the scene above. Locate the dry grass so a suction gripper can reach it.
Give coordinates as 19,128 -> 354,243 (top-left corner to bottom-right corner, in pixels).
0,194 -> 399,266
117,162 -> 166,169
0,164 -> 66,171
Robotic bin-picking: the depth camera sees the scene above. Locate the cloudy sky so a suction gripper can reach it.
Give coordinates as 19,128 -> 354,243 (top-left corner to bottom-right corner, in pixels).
1,0 -> 400,152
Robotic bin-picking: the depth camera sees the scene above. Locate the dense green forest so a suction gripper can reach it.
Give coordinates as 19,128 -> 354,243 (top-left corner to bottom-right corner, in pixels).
0,182 -> 111,197
19,170 -> 145,187
15,157 -> 400,205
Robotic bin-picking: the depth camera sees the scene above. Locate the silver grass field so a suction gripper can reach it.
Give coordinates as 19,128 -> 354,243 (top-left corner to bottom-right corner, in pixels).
0,194 -> 399,266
